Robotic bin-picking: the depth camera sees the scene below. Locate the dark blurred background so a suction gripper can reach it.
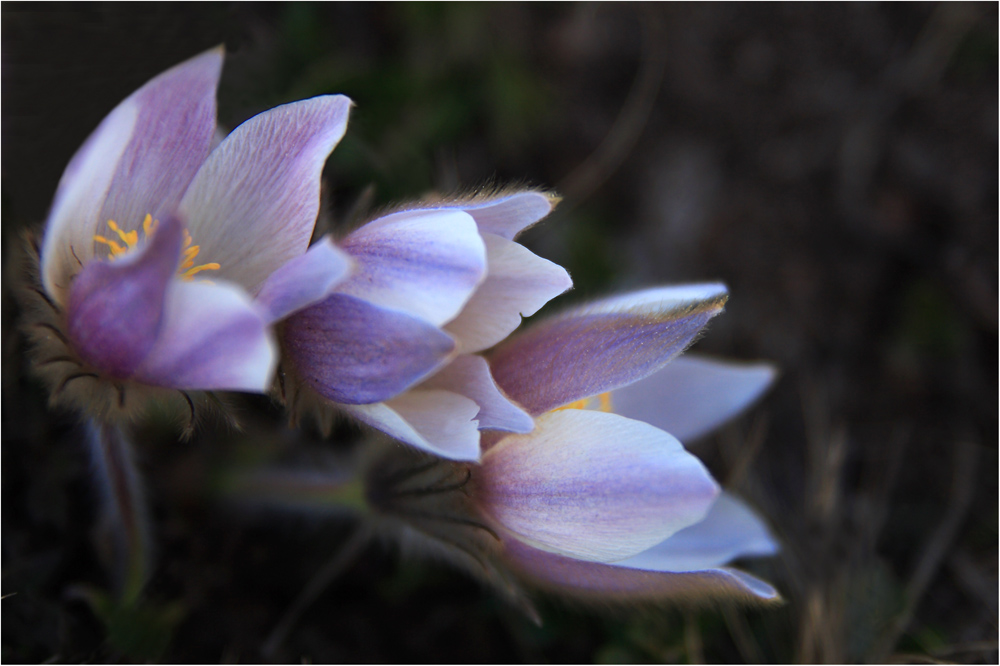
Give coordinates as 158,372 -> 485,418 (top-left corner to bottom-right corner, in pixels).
3,3 -> 997,663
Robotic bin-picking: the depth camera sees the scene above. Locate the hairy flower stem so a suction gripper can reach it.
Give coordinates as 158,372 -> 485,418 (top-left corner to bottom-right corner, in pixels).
87,422 -> 153,606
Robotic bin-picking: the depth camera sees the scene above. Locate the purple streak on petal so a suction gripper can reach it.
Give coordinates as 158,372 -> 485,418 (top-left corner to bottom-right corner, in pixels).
444,233 -> 572,353
283,293 -> 455,404
477,410 -> 719,563
133,279 -> 277,391
458,191 -> 555,240
503,538 -> 780,603
180,95 -> 352,293
98,48 -> 224,239
612,354 -> 777,443
254,237 -> 352,323
339,209 -> 486,327
490,286 -> 728,415
41,98 -> 138,302
66,217 -> 183,378
421,355 -> 533,433
617,493 -> 779,572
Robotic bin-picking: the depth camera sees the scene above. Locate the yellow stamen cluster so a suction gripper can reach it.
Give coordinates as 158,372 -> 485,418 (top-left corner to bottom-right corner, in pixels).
93,214 -> 220,280
554,392 -> 614,413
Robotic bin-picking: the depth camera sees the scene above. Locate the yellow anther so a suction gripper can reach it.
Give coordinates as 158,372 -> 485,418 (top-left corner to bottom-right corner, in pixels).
554,397 -> 591,412
553,392 -> 614,413
106,220 -> 138,248
94,235 -> 125,255
183,263 -> 221,279
142,214 -> 156,236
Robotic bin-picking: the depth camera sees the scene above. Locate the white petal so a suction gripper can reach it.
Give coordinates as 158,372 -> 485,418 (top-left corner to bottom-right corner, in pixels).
574,283 -> 728,317
342,390 -> 482,461
479,410 -> 720,563
458,191 -> 555,240
444,233 -> 572,353
180,95 -> 352,292
617,493 -> 779,572
339,209 -> 487,326
420,355 -> 533,433
611,354 -> 777,443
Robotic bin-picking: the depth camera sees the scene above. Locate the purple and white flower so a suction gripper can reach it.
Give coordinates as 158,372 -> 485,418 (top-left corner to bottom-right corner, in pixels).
34,48 -> 353,406
472,284 -> 780,602
281,191 -> 573,461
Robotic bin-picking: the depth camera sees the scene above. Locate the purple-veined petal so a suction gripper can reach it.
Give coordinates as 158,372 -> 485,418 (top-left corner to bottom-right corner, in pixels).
342,390 -> 481,461
477,410 -> 719,563
179,94 -> 352,293
283,293 -> 455,404
444,233 -> 572,353
420,355 -> 533,433
457,191 -> 556,240
254,237 -> 352,323
42,49 -> 223,301
617,493 -> 779,572
132,278 -> 276,391
503,538 -> 780,604
490,284 -> 729,415
66,217 -> 184,379
339,209 -> 486,326
611,354 -> 777,443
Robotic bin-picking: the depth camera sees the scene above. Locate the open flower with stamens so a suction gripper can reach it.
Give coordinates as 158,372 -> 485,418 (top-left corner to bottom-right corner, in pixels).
25,48 -> 353,417
280,191 -> 572,461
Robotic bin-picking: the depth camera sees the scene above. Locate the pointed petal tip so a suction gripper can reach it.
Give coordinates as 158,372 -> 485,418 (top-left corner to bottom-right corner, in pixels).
343,392 -> 483,462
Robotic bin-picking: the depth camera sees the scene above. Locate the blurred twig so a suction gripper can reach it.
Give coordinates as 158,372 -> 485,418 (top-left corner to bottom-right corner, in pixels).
261,525 -> 371,658
556,5 -> 668,209
871,440 -> 979,661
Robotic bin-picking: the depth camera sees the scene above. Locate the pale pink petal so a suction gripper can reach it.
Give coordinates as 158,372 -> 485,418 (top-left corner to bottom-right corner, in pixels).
617,493 -> 779,572
612,354 -> 777,443
339,209 -> 486,327
133,279 -> 276,391
42,49 -> 223,301
444,233 -> 572,353
503,538 -> 780,603
179,95 -> 352,292
342,390 -> 482,461
458,191 -> 555,240
477,410 -> 719,563
282,294 -> 455,404
66,217 -> 183,378
490,284 -> 728,415
254,237 -> 352,323
420,355 -> 533,433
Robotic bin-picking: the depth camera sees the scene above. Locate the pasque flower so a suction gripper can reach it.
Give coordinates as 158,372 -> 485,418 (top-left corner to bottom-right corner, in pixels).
226,285 -> 778,609
473,283 -> 780,601
280,191 -> 572,461
28,48 -> 353,416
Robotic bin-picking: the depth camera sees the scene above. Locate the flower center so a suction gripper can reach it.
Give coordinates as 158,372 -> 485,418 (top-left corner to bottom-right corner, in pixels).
94,214 -> 221,280
553,391 -> 613,413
